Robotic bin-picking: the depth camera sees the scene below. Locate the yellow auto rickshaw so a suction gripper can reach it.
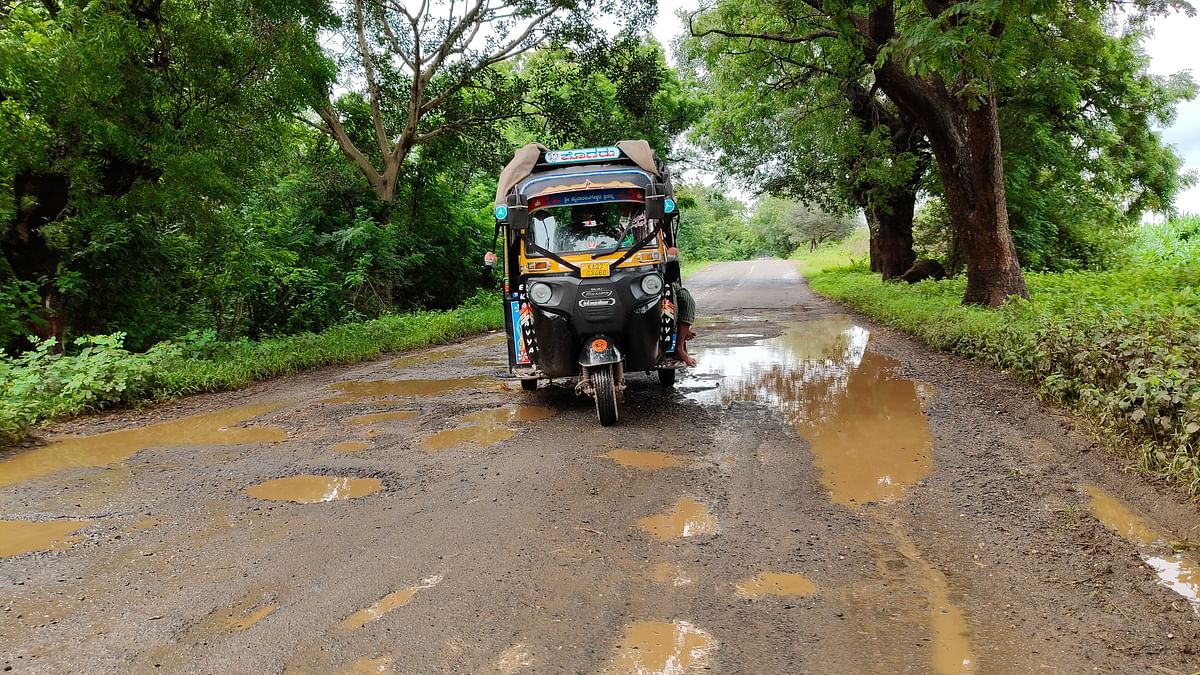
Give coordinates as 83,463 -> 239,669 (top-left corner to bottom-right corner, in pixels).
492,141 -> 686,425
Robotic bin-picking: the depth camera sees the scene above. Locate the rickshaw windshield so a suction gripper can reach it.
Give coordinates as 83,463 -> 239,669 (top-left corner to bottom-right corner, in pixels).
527,202 -> 647,255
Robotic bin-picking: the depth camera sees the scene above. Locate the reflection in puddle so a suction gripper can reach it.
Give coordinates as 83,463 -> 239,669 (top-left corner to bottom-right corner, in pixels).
245,476 -> 382,503
0,402 -> 289,487
601,449 -> 685,471
607,621 -> 715,674
1085,485 -> 1200,610
332,441 -> 371,453
735,572 -> 816,599
682,317 -> 932,506
348,411 -> 418,426
496,644 -> 533,673
390,347 -> 465,368
341,575 -> 442,630
420,405 -> 554,452
327,377 -> 489,402
637,498 -> 717,541
0,519 -> 93,557
652,562 -> 694,587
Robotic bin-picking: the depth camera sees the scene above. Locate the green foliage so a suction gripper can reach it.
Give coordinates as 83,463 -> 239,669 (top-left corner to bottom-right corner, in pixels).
675,184 -> 765,261
806,262 -> 1200,492
1130,215 -> 1200,267
749,196 -> 858,257
0,294 -> 504,444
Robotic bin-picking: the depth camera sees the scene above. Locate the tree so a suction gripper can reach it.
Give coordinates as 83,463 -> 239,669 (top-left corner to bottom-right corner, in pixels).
309,0 -> 648,203
750,197 -> 858,257
683,1 -> 929,279
1,0 -> 333,345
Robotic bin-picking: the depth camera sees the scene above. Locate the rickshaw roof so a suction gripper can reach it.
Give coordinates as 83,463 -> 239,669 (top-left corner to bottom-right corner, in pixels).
495,141 -> 670,204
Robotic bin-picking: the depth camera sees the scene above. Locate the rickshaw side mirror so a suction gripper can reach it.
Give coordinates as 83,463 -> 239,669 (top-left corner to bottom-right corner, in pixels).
645,182 -> 666,221
500,194 -> 529,231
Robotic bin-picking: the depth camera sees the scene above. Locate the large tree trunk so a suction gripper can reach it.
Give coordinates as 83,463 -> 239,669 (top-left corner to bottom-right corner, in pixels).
874,63 -> 1028,306
3,172 -> 69,346
870,190 -> 917,280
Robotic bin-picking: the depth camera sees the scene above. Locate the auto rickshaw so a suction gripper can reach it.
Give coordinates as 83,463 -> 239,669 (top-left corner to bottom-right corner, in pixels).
492,141 -> 686,426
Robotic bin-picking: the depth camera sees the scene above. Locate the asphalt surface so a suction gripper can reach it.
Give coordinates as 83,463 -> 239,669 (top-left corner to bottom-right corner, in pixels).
2,259 -> 1199,674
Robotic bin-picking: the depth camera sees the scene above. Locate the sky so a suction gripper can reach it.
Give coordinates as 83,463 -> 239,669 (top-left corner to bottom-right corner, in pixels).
647,2 -> 1200,215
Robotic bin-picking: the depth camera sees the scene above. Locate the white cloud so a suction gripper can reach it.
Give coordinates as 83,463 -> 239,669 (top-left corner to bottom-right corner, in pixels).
1145,12 -> 1200,214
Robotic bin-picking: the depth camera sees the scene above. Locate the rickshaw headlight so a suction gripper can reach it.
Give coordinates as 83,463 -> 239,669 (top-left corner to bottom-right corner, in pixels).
528,282 -> 553,305
640,273 -> 664,296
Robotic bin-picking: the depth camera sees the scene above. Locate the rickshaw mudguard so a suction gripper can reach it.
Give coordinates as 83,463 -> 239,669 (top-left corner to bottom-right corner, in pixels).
579,335 -> 623,367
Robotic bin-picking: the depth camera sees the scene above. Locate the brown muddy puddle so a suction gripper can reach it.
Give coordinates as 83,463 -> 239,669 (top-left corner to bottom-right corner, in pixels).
682,316 -> 932,506
347,411 -> 418,426
600,448 -> 685,471
0,402 -> 289,487
735,572 -> 816,599
420,405 -> 555,452
1084,485 -> 1200,610
327,377 -> 490,403
637,498 -> 718,541
607,621 -> 715,674
245,476 -> 382,503
341,575 -> 441,630
0,519 -> 93,557
332,441 -> 371,453
389,347 -> 465,369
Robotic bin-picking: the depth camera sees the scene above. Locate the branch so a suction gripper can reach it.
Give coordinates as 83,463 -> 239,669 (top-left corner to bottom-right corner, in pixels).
354,0 -> 392,159
316,104 -> 384,193
688,12 -> 837,44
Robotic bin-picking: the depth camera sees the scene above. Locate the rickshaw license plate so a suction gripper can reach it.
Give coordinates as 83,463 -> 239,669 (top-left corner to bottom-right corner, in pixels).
580,262 -> 610,278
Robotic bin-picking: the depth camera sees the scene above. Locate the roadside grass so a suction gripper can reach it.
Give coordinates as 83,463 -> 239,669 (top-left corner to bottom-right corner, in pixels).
798,236 -> 1200,493
0,291 -> 504,445
680,258 -> 715,278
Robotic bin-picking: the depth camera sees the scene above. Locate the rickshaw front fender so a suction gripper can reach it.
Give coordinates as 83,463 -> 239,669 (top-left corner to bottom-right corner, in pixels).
579,334 -> 623,367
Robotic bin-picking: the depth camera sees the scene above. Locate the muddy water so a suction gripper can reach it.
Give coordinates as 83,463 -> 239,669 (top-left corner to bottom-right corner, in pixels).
600,449 -> 685,471
607,621 -> 715,674
683,317 -> 931,505
0,402 -> 289,487
341,576 -> 441,630
0,519 -> 93,557
390,347 -> 465,369
1085,485 -> 1200,609
420,405 -> 555,452
332,441 -> 370,453
735,572 -> 816,599
347,411 -> 418,426
327,377 -> 489,402
652,562 -> 694,587
245,476 -> 382,503
637,498 -> 718,541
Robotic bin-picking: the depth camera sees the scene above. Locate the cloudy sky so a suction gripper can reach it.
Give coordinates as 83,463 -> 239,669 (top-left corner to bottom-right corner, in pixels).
649,2 -> 1200,214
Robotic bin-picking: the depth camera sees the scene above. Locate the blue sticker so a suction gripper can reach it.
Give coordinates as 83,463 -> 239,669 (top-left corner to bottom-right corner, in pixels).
495,204 -> 509,219
545,146 -> 622,164
664,198 -> 676,214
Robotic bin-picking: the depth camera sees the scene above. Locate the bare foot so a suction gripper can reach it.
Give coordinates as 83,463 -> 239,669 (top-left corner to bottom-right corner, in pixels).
676,345 -> 697,367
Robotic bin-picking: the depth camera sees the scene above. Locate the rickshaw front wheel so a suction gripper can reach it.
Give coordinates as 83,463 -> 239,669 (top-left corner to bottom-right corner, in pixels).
592,365 -> 619,426
521,379 -> 538,391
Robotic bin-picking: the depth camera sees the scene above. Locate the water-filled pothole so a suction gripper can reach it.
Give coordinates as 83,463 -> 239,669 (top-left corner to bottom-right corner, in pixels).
682,317 -> 931,506
600,449 -> 685,471
0,519 -> 93,557
735,572 -> 816,599
637,498 -> 717,541
341,575 -> 441,630
420,405 -> 555,452
607,620 -> 715,674
245,476 -> 382,503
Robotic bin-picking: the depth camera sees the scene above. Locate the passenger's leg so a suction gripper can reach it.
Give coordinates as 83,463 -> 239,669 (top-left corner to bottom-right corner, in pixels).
675,286 -> 697,367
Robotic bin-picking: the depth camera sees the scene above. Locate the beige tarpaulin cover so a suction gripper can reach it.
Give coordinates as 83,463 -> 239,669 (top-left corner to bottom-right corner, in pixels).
494,141 -> 663,204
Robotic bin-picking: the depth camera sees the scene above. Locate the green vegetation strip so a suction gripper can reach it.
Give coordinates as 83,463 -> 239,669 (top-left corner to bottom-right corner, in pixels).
0,292 -> 504,445
805,263 -> 1200,492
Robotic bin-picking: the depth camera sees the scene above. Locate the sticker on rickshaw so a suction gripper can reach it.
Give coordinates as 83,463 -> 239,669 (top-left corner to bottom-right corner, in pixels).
580,262 -> 610,278
545,146 -> 621,164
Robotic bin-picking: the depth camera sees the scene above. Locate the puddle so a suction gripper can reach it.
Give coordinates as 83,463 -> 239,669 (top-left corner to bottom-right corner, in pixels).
601,449 -> 685,471
390,347 -> 465,369
245,476 -> 382,503
332,441 -> 371,453
422,425 -> 515,451
682,317 -> 932,506
637,498 -> 718,541
0,402 -> 289,487
327,377 -> 489,402
420,405 -> 554,452
347,411 -> 419,426
735,572 -> 816,599
467,358 -> 505,367
496,644 -> 533,673
652,562 -> 694,587
341,575 -> 441,630
1084,485 -> 1200,610
607,621 -> 715,674
222,602 -> 278,630
0,519 -> 93,557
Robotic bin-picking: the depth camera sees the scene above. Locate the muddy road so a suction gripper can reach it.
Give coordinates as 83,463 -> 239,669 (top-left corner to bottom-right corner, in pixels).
3,259 -> 1200,674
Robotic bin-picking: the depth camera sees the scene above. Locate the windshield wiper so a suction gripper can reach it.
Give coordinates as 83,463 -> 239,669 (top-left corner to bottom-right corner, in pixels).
591,222 -> 637,258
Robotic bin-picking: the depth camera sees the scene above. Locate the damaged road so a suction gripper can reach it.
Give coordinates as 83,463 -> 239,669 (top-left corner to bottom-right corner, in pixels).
2,259 -> 1199,673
